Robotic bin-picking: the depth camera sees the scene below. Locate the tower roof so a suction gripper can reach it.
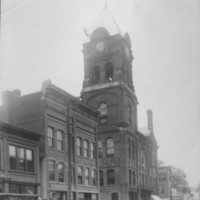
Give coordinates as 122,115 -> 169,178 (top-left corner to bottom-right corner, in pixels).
84,5 -> 124,42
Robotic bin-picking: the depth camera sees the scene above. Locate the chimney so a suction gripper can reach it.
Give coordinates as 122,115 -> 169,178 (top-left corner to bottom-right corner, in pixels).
147,109 -> 154,133
1,89 -> 21,123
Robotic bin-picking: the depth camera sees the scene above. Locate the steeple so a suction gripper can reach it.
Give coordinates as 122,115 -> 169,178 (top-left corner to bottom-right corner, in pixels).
84,5 -> 124,42
82,4 -> 134,92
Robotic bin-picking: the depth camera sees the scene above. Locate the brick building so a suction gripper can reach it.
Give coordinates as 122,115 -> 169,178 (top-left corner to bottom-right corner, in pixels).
81,5 -> 158,200
0,4 -> 159,200
158,166 -> 172,200
0,122 -> 41,199
0,83 -> 99,200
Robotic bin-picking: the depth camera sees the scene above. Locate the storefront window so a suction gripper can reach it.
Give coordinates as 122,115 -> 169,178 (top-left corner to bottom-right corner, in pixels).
9,183 -> 36,194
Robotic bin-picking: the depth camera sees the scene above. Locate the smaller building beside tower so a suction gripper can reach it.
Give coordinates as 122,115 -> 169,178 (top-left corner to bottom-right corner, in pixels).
158,166 -> 172,200
0,122 -> 41,199
0,82 -> 99,200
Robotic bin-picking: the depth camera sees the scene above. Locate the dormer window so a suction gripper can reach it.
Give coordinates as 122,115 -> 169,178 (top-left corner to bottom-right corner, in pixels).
92,65 -> 100,84
105,62 -> 113,82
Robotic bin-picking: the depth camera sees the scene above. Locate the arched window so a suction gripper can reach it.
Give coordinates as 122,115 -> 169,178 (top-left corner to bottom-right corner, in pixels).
85,168 -> 89,186
58,163 -> 64,182
99,170 -> 104,186
98,140 -> 103,158
127,104 -> 132,123
91,169 -> 97,186
132,141 -> 135,161
98,102 -> 107,116
92,65 -> 100,84
76,137 -> 82,156
111,193 -> 118,200
107,169 -> 115,185
129,170 -> 132,185
105,62 -> 113,81
83,140 -> 89,157
106,138 -> 114,157
49,160 -> 55,181
98,102 -> 107,123
57,130 -> 64,151
133,171 -> 136,186
78,166 -> 83,184
90,142 -> 95,159
128,139 -> 131,159
47,126 -> 54,148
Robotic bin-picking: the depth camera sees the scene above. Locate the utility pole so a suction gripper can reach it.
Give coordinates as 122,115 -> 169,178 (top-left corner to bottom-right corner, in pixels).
67,97 -> 72,200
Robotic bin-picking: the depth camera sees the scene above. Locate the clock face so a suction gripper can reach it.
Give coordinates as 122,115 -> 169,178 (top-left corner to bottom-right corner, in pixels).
95,41 -> 105,52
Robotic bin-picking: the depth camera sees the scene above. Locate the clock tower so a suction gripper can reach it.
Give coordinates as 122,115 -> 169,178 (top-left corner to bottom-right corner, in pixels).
81,6 -> 138,130
81,5 -> 158,200
81,6 -> 138,200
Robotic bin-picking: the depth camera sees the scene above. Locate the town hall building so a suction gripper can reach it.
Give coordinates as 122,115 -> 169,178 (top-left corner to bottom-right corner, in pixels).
0,5 -> 158,200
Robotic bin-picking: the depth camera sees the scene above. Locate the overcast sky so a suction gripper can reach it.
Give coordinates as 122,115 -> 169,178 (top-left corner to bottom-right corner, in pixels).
1,0 -> 200,187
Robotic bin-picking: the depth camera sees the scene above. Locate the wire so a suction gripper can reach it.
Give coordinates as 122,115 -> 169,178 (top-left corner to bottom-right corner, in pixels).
1,0 -> 29,16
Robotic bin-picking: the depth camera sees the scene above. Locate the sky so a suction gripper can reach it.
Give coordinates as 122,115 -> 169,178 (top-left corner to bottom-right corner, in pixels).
1,0 -> 200,187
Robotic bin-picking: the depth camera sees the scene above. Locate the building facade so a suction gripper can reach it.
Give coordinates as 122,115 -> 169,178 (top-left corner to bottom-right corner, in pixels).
0,122 -> 41,200
158,166 -> 172,200
0,5 -> 159,200
81,6 -> 158,200
0,83 -> 99,200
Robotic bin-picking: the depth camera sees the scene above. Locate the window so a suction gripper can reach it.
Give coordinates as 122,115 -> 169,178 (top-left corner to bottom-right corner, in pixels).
98,140 -> 103,158
106,138 -> 114,157
161,187 -> 165,194
111,193 -> 118,200
85,168 -> 89,186
83,140 -> 89,157
129,170 -> 132,185
9,145 -> 34,173
99,170 -> 104,186
90,143 -> 95,159
77,137 -> 82,156
0,183 -> 4,193
49,160 -> 55,181
128,104 -> 132,123
57,130 -> 64,151
9,184 -> 36,194
105,62 -> 113,81
98,102 -> 107,116
132,141 -> 135,161
133,171 -> 136,186
0,140 -> 2,169
48,126 -> 54,147
98,102 -> 107,123
107,169 -> 115,185
128,139 -> 131,159
58,163 -> 64,182
92,65 -> 100,84
91,169 -> 96,186
78,166 -> 83,184
26,149 -> 34,172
